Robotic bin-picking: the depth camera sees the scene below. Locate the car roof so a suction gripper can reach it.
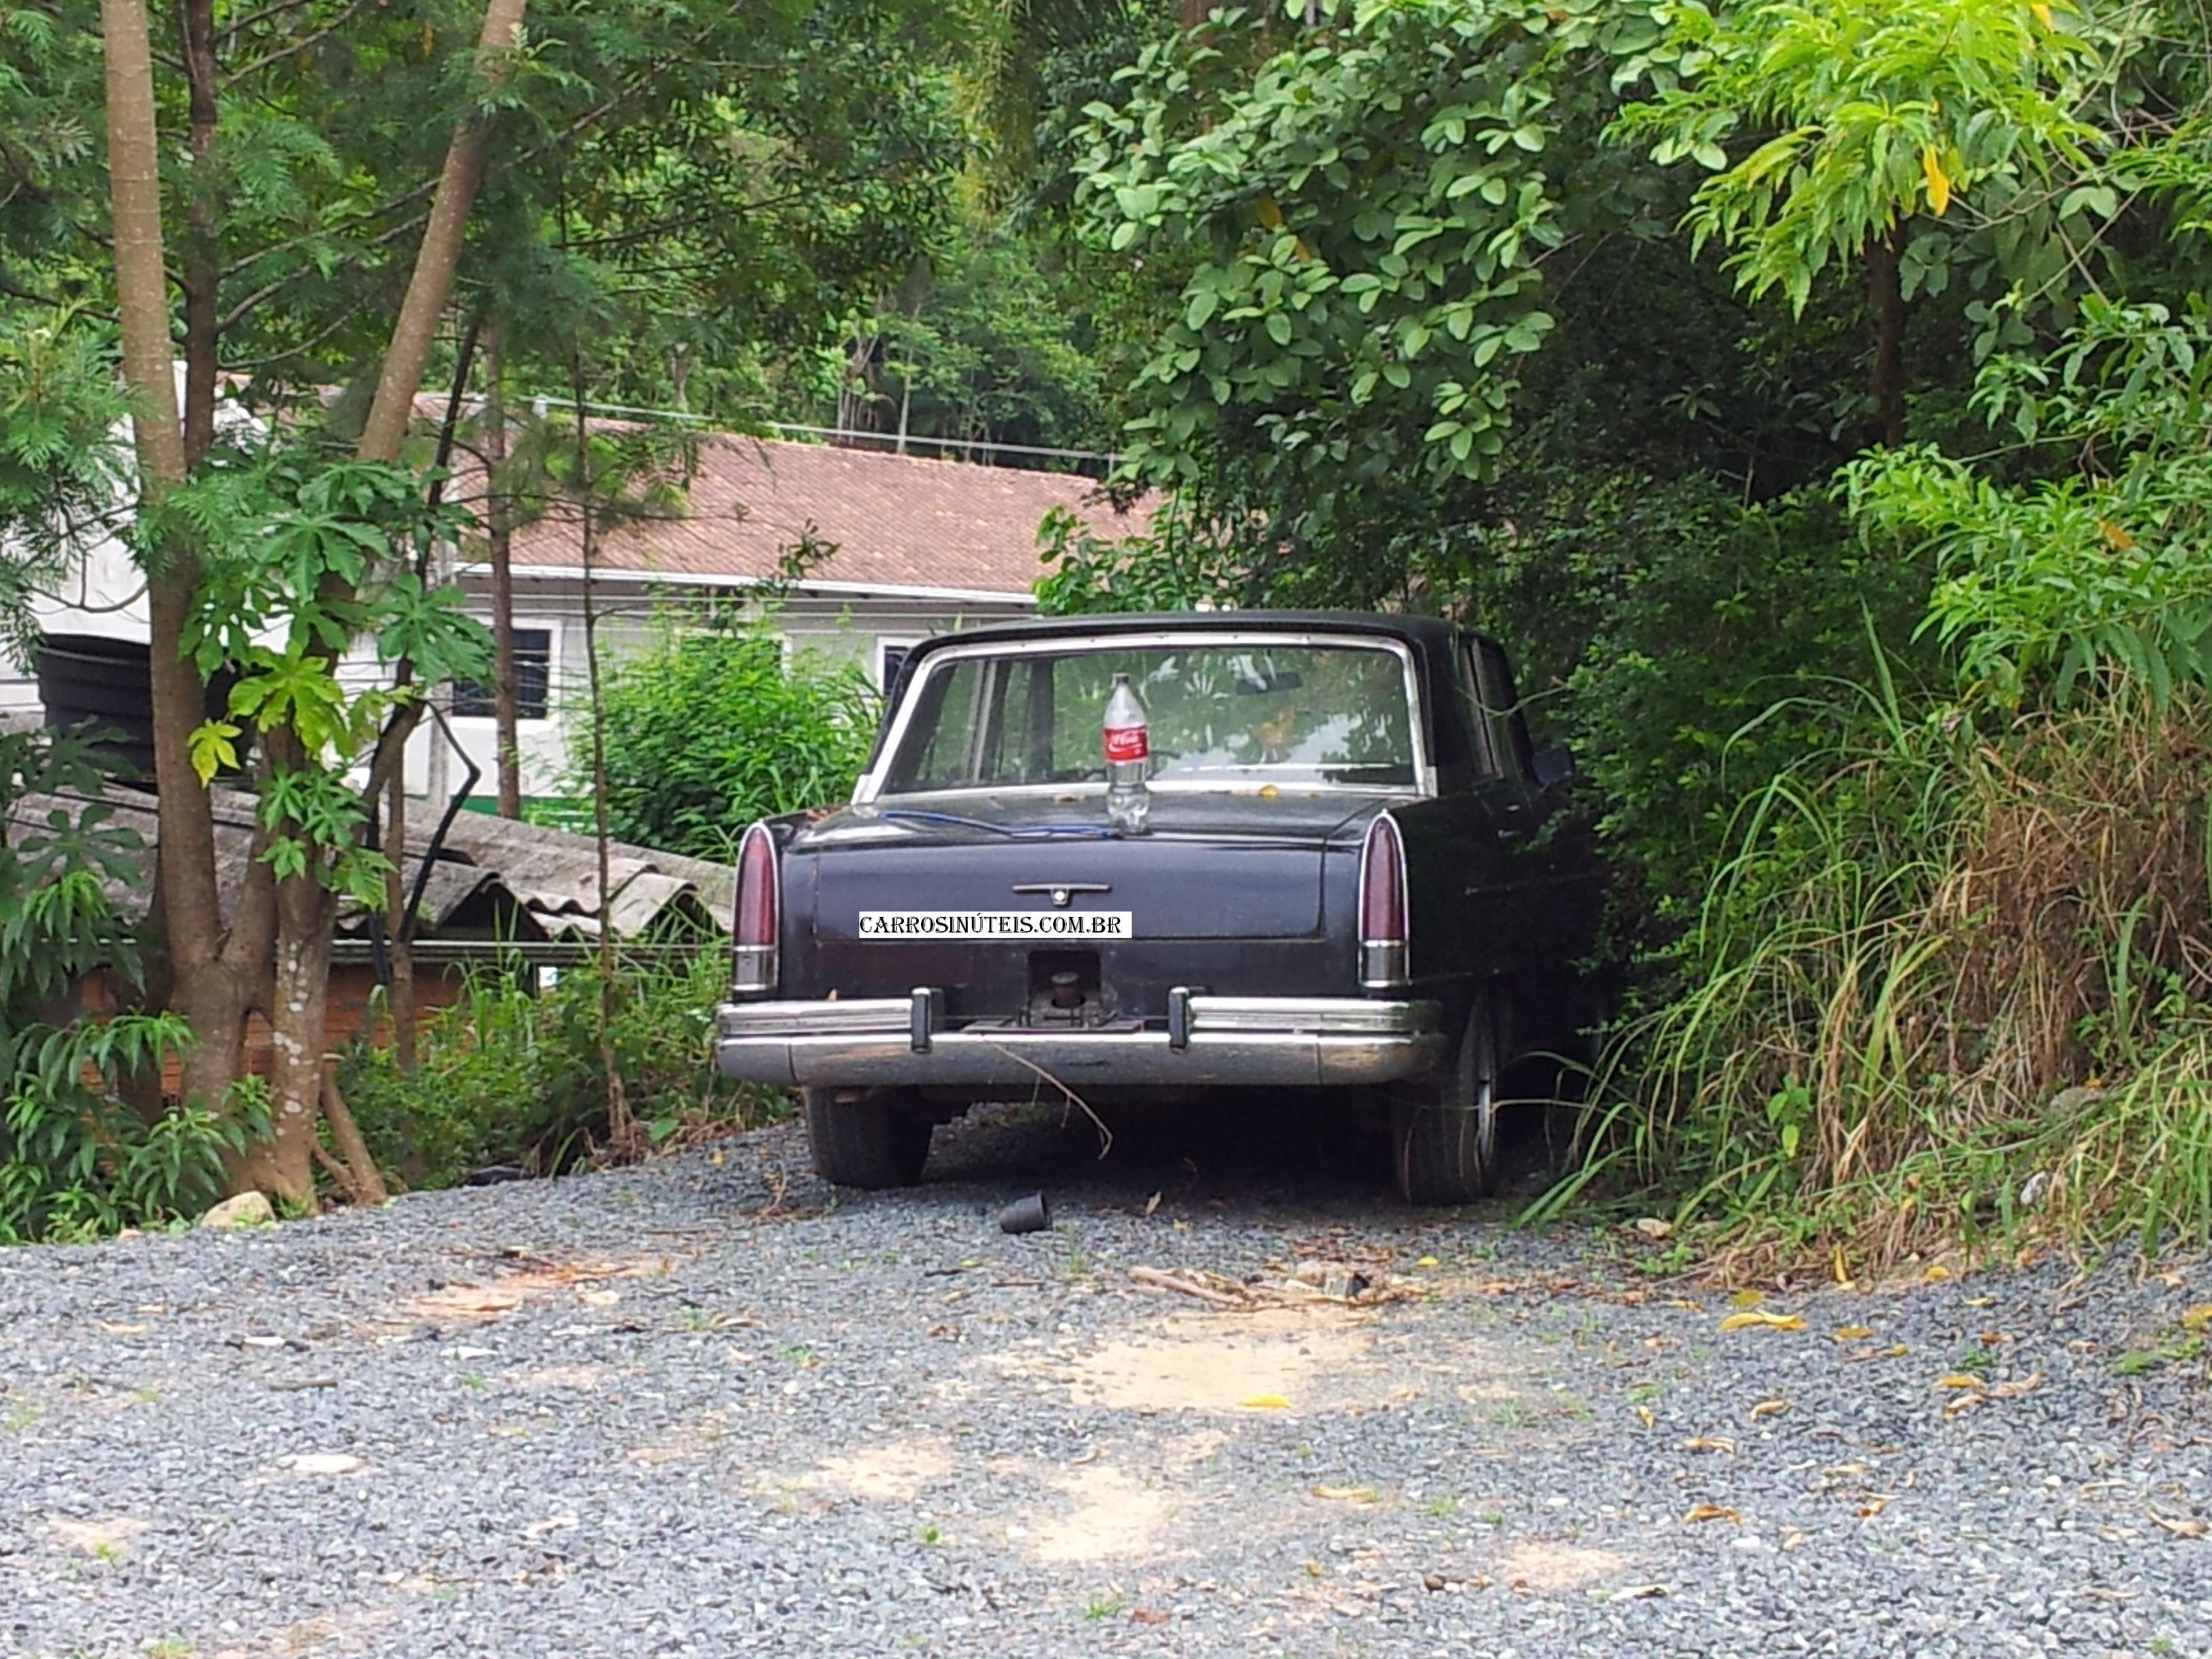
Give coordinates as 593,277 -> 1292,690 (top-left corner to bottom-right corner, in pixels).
906,610 -> 1473,659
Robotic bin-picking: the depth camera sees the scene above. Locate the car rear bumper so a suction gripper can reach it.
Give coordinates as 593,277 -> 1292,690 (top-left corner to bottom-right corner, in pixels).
714,991 -> 1448,1090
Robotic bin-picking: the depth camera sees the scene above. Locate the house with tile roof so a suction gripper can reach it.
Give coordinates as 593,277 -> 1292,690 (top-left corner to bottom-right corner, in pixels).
3,428 -> 1142,813
426,430 -> 1140,809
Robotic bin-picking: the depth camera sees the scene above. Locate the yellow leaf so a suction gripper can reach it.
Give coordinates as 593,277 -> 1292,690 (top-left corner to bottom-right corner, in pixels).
1935,1373 -> 1985,1390
1830,1245 -> 1851,1285
1923,1263 -> 1951,1281
2030,0 -> 2053,26
1682,1503 -> 1740,1524
2182,1303 -> 2212,1332
1728,1289 -> 1764,1308
1748,1398 -> 1789,1420
1922,146 -> 1952,216
1311,1485 -> 1380,1503
1635,1404 -> 1656,1428
2100,519 -> 2136,550
1832,1325 -> 1874,1340
1255,192 -> 1284,229
1415,1255 -> 1439,1268
1885,1343 -> 1910,1357
1719,1310 -> 1805,1332
1240,1394 -> 1291,1410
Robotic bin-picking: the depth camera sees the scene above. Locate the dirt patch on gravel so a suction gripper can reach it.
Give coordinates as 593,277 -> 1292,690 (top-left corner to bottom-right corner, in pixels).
807,1437 -> 954,1501
46,1514 -> 146,1556
1494,1540 -> 1627,1590
1031,1465 -> 1174,1563
1019,1308 -> 1388,1413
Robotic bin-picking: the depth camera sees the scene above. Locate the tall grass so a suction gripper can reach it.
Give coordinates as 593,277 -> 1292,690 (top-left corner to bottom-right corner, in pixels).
1560,672 -> 2212,1268
337,941 -> 784,1190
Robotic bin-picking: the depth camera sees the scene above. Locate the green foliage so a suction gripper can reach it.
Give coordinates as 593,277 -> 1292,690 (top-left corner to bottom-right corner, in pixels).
1461,470 -> 1936,920
1616,0 -> 2124,313
1850,295 -> 2212,707
1075,0 -> 1662,556
1033,501 -> 1247,614
0,731 -> 260,1244
814,224 -> 1114,457
0,311 -> 127,665
337,945 -> 781,1189
578,609 -> 878,860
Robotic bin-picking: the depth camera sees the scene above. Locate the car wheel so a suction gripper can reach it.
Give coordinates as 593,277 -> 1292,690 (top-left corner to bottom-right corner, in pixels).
1391,995 -> 1502,1205
802,1087 -> 933,1189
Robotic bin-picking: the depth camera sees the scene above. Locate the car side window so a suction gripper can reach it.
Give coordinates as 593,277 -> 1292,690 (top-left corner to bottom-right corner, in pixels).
1473,640 -> 1534,778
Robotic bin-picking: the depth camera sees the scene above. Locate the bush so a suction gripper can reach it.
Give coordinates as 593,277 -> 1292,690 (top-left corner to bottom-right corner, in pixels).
576,607 -> 879,859
1562,676 -> 2212,1267
336,942 -> 783,1190
0,730 -> 254,1243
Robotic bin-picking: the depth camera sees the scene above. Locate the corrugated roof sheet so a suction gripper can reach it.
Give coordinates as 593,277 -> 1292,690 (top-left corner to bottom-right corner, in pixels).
4,785 -> 733,943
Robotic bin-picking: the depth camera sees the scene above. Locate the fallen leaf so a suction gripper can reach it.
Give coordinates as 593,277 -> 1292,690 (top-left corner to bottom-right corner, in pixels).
1832,1325 -> 1874,1341
1987,1372 -> 2044,1401
1143,1191 -> 1162,1217
1748,1398 -> 1789,1420
97,1322 -> 146,1336
1681,1435 -> 1735,1454
1415,1254 -> 1440,1268
1682,1503 -> 1740,1524
580,1289 -> 620,1308
1944,1393 -> 1984,1418
1311,1486 -> 1381,1504
1780,1528 -> 1808,1551
1635,1404 -> 1656,1428
2180,1304 -> 2212,1332
1857,1495 -> 1889,1518
1240,1394 -> 1291,1410
1632,1218 -> 1673,1240
1923,1264 -> 1952,1281
1128,1608 -> 1172,1625
1963,1294 -> 1995,1308
2150,1513 -> 2209,1539
1666,1296 -> 1703,1311
1719,1310 -> 1805,1332
1935,1374 -> 1986,1390
1727,1289 -> 1764,1308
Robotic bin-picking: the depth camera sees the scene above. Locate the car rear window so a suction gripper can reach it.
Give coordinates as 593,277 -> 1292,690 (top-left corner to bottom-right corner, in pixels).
880,640 -> 1417,794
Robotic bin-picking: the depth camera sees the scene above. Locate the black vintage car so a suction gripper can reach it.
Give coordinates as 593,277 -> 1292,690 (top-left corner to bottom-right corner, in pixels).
714,611 -> 1605,1204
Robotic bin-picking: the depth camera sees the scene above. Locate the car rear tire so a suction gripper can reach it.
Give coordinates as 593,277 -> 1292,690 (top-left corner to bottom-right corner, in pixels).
1391,994 -> 1502,1205
802,1087 -> 932,1189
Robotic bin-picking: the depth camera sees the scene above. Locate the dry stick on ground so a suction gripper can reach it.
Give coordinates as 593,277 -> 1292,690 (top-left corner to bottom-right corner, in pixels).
979,1041 -> 1113,1160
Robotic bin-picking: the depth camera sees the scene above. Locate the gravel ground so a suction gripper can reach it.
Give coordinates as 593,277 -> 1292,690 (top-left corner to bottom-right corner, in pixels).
3,1101 -> 2209,1659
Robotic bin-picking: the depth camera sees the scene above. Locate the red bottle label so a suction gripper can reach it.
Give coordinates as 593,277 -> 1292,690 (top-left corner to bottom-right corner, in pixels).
1104,724 -> 1149,763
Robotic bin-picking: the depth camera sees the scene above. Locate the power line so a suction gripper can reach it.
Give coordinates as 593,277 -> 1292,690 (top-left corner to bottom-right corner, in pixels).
520,393 -> 1125,469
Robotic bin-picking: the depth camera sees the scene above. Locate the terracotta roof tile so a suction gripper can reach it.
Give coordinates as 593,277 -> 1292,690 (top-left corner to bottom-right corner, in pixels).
481,434 -> 1141,597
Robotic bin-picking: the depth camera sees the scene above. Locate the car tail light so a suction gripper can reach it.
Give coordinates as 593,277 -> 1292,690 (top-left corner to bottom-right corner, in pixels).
1359,813 -> 1408,990
733,822 -> 779,995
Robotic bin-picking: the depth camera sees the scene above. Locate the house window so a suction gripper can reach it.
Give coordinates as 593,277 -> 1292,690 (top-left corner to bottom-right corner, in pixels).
453,628 -> 551,720
877,638 -> 920,695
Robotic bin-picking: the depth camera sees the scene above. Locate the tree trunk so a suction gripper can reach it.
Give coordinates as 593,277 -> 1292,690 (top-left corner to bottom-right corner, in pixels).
1866,222 -> 1908,449
102,0 -> 262,1132
356,0 -> 529,464
483,320 -> 523,817
176,0 -> 220,468
237,860 -> 336,1202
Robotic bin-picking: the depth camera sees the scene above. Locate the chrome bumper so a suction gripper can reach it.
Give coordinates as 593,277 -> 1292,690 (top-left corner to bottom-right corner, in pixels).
714,991 -> 1447,1090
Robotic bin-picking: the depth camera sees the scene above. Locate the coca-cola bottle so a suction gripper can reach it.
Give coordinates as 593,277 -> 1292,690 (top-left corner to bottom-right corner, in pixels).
1103,672 -> 1151,835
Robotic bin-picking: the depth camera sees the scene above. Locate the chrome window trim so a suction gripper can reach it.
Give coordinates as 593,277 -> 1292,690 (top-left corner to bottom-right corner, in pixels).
853,630 -> 1437,804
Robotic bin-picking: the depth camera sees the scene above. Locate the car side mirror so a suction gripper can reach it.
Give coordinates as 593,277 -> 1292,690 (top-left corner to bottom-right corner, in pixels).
1531,744 -> 1577,789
